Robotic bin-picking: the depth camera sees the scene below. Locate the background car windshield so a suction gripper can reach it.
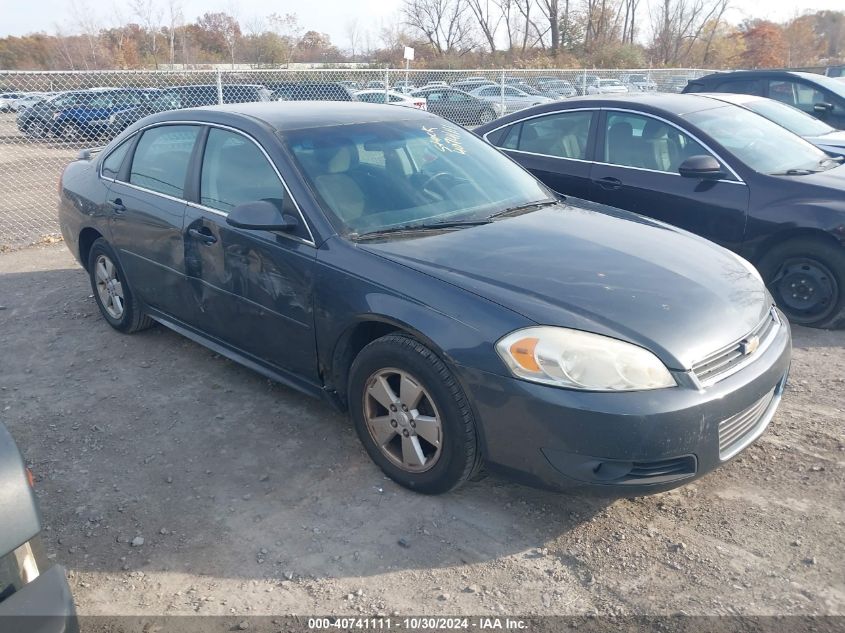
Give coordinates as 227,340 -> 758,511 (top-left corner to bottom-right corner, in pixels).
743,99 -> 835,137
284,120 -> 550,235
683,105 -> 830,174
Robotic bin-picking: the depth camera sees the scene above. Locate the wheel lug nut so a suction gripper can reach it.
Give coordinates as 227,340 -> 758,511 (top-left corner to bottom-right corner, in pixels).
390,404 -> 397,412
402,429 -> 409,437
390,419 -> 397,427
401,405 -> 408,411
410,421 -> 416,427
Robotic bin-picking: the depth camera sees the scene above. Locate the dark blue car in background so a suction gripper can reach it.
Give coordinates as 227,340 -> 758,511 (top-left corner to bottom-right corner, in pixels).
476,93 -> 845,329
58,102 -> 791,495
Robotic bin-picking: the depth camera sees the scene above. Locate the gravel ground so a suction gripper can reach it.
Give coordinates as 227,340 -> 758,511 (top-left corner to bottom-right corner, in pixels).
0,243 -> 843,624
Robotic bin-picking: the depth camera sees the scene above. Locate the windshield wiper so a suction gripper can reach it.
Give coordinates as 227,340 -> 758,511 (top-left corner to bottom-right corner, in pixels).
352,218 -> 492,240
488,198 -> 559,220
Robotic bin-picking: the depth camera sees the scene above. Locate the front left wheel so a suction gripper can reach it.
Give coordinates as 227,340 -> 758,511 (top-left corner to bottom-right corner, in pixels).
348,334 -> 481,494
87,238 -> 154,333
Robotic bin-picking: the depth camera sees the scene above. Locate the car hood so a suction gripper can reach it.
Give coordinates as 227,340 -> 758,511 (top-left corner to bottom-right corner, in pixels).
806,130 -> 845,155
359,204 -> 770,370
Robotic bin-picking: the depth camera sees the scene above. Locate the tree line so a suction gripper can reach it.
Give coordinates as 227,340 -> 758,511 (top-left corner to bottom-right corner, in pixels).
0,0 -> 843,71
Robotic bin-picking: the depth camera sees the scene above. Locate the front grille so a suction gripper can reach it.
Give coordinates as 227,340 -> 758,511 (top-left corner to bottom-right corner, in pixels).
718,388 -> 776,460
692,310 -> 777,385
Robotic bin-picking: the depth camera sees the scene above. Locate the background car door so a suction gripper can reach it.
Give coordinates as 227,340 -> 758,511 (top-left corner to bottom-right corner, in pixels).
766,79 -> 845,129
491,109 -> 597,198
589,110 -> 749,250
182,126 -> 319,382
107,124 -> 200,321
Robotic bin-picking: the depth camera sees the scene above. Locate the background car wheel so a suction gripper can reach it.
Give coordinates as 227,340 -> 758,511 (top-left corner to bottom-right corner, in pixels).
348,333 -> 481,494
87,238 -> 154,334
478,108 -> 495,124
62,121 -> 85,142
757,238 -> 845,329
28,121 -> 47,139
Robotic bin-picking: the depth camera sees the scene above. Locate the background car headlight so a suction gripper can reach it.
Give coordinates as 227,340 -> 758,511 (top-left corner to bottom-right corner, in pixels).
496,327 -> 676,391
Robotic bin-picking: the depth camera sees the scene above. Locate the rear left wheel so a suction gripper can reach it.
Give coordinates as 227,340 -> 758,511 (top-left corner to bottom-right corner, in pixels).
87,238 -> 154,334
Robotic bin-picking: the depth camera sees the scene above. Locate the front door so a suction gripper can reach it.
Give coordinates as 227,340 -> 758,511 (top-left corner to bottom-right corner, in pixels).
183,126 -> 319,382
589,110 -> 749,251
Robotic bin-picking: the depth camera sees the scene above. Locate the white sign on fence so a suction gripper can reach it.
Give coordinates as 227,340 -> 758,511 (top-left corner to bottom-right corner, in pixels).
403,47 -> 415,61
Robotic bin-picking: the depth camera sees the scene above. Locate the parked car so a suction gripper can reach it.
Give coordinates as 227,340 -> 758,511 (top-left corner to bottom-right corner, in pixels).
586,79 -> 628,95
684,70 -> 845,129
392,80 -> 417,94
824,65 -> 844,78
269,82 -> 354,102
356,89 -> 427,110
422,81 -> 449,88
105,89 -> 182,137
59,102 -> 791,494
17,88 -> 143,139
366,81 -> 386,90
338,80 -> 362,91
450,79 -> 495,92
695,92 -> 845,157
0,92 -> 27,112
476,93 -> 845,327
535,79 -> 577,99
10,93 -> 49,111
467,84 -> 552,114
410,87 -> 501,125
164,84 -> 272,108
619,73 -> 657,92
0,422 -> 78,630
573,74 -> 601,95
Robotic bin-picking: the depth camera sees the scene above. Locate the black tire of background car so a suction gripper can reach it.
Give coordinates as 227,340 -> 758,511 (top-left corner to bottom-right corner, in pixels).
757,237 -> 845,329
62,121 -> 84,141
348,333 -> 482,494
87,238 -> 155,334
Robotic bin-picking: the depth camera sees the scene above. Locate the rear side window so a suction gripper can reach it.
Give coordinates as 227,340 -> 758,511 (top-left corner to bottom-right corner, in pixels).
715,79 -> 763,95
129,125 -> 199,197
101,138 -> 132,180
200,128 -> 285,213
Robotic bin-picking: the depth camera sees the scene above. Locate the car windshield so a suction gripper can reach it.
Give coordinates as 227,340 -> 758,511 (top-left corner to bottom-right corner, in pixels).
601,80 -> 621,86
683,104 -> 832,174
284,119 -> 552,237
743,98 -> 835,137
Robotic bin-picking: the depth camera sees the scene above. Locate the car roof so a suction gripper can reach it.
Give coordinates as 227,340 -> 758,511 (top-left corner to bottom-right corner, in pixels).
155,101 -> 438,131
558,93 -> 727,115
693,92 -> 760,106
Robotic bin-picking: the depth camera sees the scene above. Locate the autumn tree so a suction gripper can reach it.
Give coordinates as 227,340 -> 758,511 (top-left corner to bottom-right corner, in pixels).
740,20 -> 786,68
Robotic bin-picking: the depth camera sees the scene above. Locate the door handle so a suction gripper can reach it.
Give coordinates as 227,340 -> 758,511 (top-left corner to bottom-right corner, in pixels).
109,198 -> 126,213
596,177 -> 622,190
188,227 -> 218,245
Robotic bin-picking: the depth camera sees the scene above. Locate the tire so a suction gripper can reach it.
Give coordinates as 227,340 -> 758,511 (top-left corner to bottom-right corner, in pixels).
348,334 -> 481,494
478,108 -> 495,124
87,238 -> 154,334
62,121 -> 85,142
756,237 -> 845,329
27,120 -> 46,139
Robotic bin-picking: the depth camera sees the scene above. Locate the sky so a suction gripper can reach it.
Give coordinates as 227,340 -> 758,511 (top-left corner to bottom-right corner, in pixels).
1,0 -> 844,51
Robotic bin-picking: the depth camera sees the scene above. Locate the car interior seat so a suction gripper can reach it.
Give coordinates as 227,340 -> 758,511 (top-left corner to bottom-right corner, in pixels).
311,138 -> 366,224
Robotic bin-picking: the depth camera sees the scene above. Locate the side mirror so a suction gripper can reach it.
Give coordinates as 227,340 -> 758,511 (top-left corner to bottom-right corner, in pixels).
226,200 -> 299,232
814,102 -> 833,115
678,155 -> 724,180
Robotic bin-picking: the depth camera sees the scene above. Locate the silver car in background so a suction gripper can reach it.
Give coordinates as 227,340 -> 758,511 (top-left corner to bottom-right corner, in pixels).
468,84 -> 553,114
587,79 -> 629,95
620,73 -> 658,92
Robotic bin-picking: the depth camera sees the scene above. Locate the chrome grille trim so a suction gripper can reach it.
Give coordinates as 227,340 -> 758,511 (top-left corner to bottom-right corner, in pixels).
692,308 -> 779,386
718,387 -> 778,461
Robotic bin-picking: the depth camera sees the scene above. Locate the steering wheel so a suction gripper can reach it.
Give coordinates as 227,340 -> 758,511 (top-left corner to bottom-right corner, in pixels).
421,171 -> 453,194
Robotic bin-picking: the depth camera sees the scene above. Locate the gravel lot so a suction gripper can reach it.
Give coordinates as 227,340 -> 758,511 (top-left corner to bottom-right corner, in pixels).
0,243 -> 843,625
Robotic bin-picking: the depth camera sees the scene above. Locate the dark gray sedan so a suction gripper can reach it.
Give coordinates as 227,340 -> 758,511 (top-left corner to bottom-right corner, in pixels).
0,423 -> 77,631
58,102 -> 790,494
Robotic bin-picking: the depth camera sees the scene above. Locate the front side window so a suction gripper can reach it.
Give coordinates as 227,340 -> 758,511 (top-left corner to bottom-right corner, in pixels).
603,112 -> 711,173
129,125 -> 199,197
200,128 -> 285,213
496,111 -> 593,160
101,138 -> 133,180
284,119 -> 551,236
744,99 -> 834,137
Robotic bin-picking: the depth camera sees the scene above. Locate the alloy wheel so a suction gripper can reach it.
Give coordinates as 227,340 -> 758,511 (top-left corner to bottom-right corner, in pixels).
362,367 -> 443,473
94,254 -> 125,320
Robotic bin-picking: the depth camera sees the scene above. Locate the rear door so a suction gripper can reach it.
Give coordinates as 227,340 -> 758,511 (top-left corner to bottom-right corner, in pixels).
588,109 -> 749,250
765,78 -> 845,129
107,123 -> 201,321
182,126 -> 319,382
487,109 -> 597,198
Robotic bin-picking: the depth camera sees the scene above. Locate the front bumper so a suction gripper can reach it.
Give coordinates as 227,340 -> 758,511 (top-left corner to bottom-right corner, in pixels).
459,314 -> 792,495
0,565 -> 78,633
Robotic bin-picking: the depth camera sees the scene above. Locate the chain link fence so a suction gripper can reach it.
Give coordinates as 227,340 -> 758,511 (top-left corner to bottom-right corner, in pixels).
0,67 -> 713,249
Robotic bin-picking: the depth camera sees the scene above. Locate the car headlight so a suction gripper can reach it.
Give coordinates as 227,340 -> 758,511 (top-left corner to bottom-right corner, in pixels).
496,327 -> 676,391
